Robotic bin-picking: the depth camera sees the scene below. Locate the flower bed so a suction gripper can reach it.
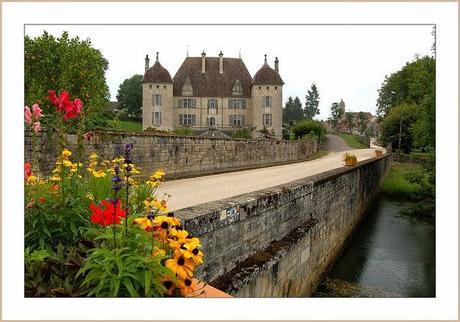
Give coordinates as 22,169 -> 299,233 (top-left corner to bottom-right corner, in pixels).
24,91 -> 212,297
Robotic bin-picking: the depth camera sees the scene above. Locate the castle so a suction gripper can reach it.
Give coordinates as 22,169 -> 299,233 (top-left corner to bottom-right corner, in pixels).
142,51 -> 284,139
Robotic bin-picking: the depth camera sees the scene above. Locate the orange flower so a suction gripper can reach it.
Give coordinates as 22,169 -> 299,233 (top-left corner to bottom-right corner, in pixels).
165,250 -> 195,279
177,277 -> 195,296
159,275 -> 176,296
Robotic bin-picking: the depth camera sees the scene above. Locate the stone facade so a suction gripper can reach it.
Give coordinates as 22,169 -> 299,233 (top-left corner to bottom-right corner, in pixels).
25,131 -> 318,180
142,52 -> 284,139
174,155 -> 391,296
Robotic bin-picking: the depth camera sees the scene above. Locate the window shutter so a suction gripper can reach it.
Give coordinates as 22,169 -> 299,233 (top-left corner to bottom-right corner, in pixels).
215,99 -> 218,108
159,112 -> 162,125
242,100 -> 246,109
269,97 -> 272,108
242,115 -> 246,126
178,99 -> 182,108
229,115 -> 233,125
179,114 -> 183,125
159,95 -> 162,106
207,99 -> 210,109
192,115 -> 196,126
192,99 -> 196,108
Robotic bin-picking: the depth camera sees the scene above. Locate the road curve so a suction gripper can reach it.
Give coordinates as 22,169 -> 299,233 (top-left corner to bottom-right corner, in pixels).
158,142 -> 385,212
325,134 -> 353,152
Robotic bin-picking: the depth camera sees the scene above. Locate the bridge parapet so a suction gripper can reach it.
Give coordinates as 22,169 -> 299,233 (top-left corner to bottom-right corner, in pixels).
175,154 -> 391,296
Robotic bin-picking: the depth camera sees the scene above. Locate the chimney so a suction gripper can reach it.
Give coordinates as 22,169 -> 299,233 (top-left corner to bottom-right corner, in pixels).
264,54 -> 267,65
156,52 -> 159,63
201,51 -> 206,73
219,51 -> 224,74
274,57 -> 279,72
145,54 -> 150,72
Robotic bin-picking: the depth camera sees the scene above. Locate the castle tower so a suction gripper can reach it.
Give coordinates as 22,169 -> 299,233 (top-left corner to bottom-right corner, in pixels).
251,54 -> 284,138
142,52 -> 174,130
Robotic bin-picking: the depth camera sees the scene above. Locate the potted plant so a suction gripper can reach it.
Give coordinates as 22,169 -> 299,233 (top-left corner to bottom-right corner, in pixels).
375,150 -> 383,157
342,152 -> 357,166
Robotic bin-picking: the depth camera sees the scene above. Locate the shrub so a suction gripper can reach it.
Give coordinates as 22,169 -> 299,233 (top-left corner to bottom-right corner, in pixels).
174,127 -> 195,136
292,119 -> 326,142
231,128 -> 252,139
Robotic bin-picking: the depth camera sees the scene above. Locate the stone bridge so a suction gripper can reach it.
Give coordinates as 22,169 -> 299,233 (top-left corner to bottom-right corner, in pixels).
26,132 -> 390,297
173,153 -> 390,297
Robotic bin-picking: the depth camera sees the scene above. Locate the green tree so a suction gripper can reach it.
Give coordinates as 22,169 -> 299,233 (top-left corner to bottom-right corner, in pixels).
376,56 -> 435,150
380,103 -> 417,153
329,102 -> 344,134
344,112 -> 354,134
358,112 -> 368,135
116,74 -> 143,119
283,96 -> 304,124
25,31 -> 111,131
304,83 -> 320,119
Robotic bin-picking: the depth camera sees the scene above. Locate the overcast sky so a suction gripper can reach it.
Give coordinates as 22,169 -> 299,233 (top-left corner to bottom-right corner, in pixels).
25,24 -> 433,120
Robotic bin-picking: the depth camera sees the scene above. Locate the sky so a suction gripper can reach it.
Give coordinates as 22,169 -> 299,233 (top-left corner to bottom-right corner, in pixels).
25,24 -> 433,120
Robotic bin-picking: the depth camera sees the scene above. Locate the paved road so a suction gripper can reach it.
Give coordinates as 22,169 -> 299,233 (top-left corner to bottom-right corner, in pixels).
325,134 -> 353,152
159,136 -> 385,212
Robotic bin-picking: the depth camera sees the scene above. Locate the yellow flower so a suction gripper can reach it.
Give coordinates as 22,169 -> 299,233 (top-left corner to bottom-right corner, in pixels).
92,170 -> 106,178
86,193 -> 94,201
134,217 -> 154,231
50,175 -> 61,182
168,228 -> 189,249
89,153 -> 98,162
26,175 -> 37,184
62,159 -> 73,167
165,250 -> 195,279
177,277 -> 195,296
180,243 -> 204,265
152,246 -> 166,257
153,170 -> 165,179
159,275 -> 176,296
62,149 -> 72,158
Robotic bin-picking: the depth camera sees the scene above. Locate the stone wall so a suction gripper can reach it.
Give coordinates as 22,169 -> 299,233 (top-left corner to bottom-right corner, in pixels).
175,155 -> 391,296
25,131 -> 318,180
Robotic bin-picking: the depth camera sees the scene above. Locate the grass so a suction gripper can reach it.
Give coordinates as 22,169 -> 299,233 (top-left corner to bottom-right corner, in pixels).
337,133 -> 368,149
117,120 -> 143,132
381,162 -> 423,200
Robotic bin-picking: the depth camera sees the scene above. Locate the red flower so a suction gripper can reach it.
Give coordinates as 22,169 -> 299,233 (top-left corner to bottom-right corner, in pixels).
47,90 -> 83,121
24,163 -> 32,180
90,199 -> 126,226
38,197 -> 46,203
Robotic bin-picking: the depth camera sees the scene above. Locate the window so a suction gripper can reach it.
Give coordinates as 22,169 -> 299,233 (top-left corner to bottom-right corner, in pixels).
179,114 -> 196,126
229,115 -> 245,126
208,99 -> 218,112
178,98 -> 196,108
152,112 -> 161,126
153,94 -> 161,106
263,113 -> 272,126
263,96 -> 272,108
228,99 -> 246,109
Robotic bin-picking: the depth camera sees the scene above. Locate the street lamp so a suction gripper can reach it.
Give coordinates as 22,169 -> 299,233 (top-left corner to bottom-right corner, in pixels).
391,91 -> 403,157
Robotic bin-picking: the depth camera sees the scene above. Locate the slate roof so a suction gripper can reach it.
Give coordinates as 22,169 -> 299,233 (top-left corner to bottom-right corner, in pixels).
143,61 -> 173,83
253,63 -> 284,85
172,57 -> 253,98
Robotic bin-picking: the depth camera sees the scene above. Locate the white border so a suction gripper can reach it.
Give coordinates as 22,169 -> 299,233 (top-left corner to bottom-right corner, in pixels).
2,2 -> 458,320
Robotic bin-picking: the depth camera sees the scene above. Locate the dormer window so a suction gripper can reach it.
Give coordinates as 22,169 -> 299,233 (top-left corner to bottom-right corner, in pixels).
181,77 -> 193,96
232,79 -> 243,96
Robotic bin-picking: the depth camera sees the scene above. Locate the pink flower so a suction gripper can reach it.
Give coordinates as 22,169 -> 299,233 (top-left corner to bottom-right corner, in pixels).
83,132 -> 94,141
32,103 -> 43,120
33,121 -> 41,134
24,106 -> 32,125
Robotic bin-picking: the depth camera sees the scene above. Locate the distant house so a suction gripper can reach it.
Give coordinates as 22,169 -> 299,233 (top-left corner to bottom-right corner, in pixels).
109,101 -> 121,115
338,111 -> 379,136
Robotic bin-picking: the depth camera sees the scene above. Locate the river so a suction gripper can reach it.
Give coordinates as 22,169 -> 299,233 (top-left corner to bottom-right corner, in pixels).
315,197 -> 435,297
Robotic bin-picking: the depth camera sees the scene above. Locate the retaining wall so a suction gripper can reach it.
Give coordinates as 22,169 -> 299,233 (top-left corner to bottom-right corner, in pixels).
25,131 -> 318,179
175,155 -> 391,296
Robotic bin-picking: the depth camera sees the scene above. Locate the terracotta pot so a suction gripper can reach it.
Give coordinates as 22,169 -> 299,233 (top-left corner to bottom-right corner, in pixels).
345,159 -> 357,166
375,150 -> 383,157
186,278 -> 232,298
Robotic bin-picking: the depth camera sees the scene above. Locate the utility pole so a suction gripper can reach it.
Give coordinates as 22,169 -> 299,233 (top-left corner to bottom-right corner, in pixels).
398,110 -> 403,158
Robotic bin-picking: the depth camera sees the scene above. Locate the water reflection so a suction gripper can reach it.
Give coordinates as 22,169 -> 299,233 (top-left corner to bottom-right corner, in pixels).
315,198 -> 435,297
